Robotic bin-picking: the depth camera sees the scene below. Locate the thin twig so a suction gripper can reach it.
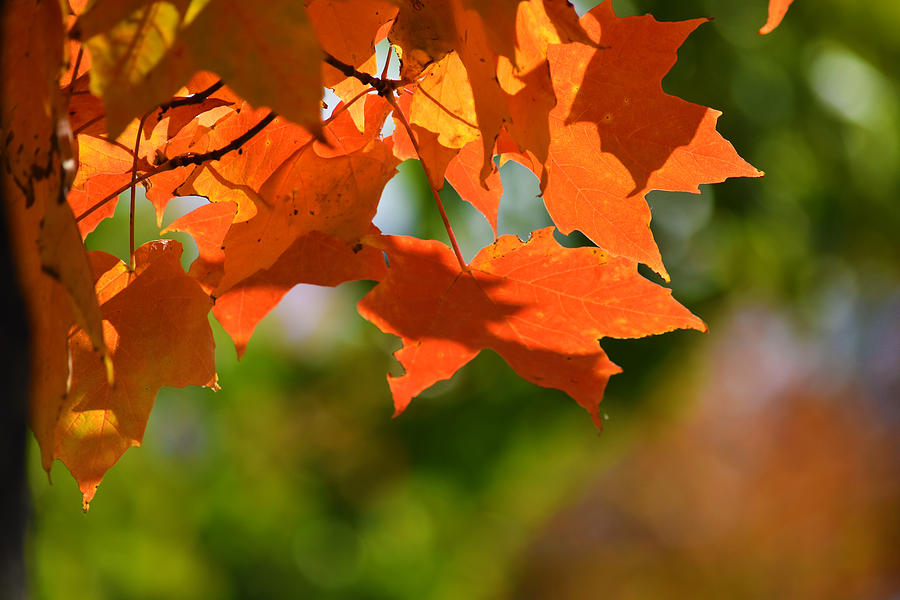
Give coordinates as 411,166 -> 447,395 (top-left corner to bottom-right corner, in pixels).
325,52 -> 398,96
129,111 -> 151,270
165,111 -> 277,168
65,46 -> 85,102
379,43 -> 392,80
159,79 -> 225,113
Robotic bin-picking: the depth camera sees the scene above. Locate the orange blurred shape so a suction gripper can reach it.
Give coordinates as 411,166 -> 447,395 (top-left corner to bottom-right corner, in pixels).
512,309 -> 899,599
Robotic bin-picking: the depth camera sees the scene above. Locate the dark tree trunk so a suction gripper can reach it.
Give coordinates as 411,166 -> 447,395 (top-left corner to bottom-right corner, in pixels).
0,194 -> 31,598
1,0 -> 32,590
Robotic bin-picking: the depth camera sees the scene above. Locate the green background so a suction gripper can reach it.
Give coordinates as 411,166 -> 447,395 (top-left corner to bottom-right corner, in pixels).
28,0 -> 900,598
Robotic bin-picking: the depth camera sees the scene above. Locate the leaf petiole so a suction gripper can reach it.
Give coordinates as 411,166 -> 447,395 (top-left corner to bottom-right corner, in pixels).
129,111 -> 151,271
384,93 -> 468,271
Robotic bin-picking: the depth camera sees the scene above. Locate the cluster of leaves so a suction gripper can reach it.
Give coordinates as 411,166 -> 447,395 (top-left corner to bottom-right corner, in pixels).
1,0 -> 790,509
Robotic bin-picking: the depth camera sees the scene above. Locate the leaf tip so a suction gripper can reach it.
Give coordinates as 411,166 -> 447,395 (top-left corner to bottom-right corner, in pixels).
695,317 -> 709,334
388,377 -> 413,418
391,398 -> 410,418
80,484 -> 98,513
652,263 -> 671,283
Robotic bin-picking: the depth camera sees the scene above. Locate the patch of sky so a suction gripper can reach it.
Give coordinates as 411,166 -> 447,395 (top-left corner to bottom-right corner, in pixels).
374,161 -> 422,237
496,159 -> 552,242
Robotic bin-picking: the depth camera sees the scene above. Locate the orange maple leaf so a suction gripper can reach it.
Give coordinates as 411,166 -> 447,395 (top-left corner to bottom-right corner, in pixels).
212,96 -> 396,295
358,228 -> 705,426
542,2 -> 762,279
57,241 -> 217,510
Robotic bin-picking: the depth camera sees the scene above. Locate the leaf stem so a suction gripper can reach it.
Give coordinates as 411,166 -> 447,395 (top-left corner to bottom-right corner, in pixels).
379,44 -> 392,80
385,93 -> 468,271
65,46 -> 85,101
129,111 -> 151,270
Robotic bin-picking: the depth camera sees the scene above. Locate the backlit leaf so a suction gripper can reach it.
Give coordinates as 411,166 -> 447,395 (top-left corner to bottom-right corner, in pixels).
358,228 -> 705,425
543,2 -> 761,278
57,241 -> 216,510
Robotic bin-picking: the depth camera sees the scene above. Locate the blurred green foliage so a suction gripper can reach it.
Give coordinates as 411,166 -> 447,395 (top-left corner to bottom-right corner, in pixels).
29,0 -> 899,598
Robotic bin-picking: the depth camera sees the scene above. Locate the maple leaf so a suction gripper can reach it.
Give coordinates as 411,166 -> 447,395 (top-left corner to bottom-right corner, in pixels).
358,228 -> 705,426
160,94 -> 397,354
389,88 -> 462,189
211,95 -> 397,295
389,0 -> 512,179
330,54 -> 379,133
66,78 -> 106,135
74,0 -> 323,138
494,0 -> 594,173
178,103 -> 314,224
139,94 -> 235,222
390,0 -> 597,184
409,52 -> 481,152
71,0 -> 190,138
760,0 -> 795,34
542,2 -> 762,279
57,240 -> 217,510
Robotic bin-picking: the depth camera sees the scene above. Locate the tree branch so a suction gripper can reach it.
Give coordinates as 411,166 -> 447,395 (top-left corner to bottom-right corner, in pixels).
165,111 -> 277,168
324,52 -> 398,97
75,111 -> 277,224
159,79 -> 225,113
